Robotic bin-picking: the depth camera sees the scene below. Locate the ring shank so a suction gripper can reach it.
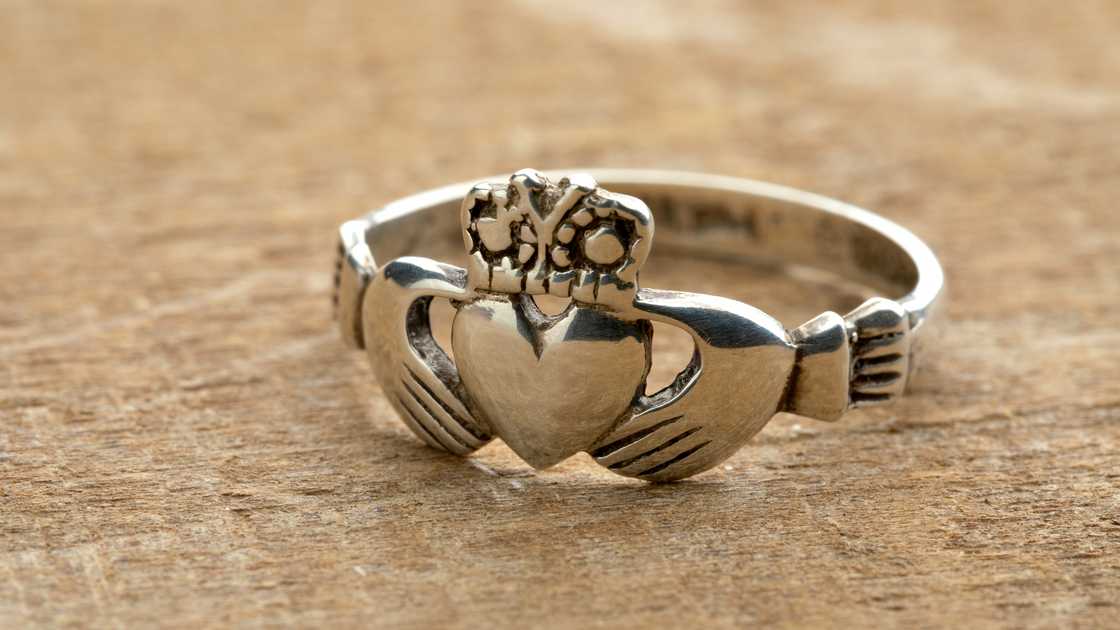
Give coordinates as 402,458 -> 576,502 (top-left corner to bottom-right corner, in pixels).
337,170 -> 943,348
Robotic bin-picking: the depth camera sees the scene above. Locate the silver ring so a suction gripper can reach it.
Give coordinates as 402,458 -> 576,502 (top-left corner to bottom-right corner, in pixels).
333,169 -> 944,481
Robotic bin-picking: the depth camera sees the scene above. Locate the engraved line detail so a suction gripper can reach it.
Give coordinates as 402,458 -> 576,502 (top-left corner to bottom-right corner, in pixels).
638,441 -> 711,477
404,364 -> 488,441
591,415 -> 685,459
395,394 -> 452,452
854,353 -> 903,368
401,379 -> 473,451
608,427 -> 702,470
853,333 -> 906,355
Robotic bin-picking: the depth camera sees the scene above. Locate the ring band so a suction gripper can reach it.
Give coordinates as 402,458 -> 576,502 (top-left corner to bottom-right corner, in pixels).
333,169 -> 944,481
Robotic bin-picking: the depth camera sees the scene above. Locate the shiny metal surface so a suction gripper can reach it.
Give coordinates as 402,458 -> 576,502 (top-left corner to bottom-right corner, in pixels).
454,295 -> 650,469
335,169 -> 944,481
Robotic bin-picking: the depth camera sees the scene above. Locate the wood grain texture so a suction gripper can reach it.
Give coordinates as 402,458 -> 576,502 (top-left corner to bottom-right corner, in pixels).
2,1 -> 1118,628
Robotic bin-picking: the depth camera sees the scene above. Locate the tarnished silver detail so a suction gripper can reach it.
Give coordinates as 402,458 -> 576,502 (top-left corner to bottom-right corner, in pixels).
338,169 -> 944,481
844,297 -> 913,407
460,169 -> 651,310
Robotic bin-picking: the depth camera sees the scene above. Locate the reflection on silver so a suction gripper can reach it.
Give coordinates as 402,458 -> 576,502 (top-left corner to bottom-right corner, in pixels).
339,169 -> 944,481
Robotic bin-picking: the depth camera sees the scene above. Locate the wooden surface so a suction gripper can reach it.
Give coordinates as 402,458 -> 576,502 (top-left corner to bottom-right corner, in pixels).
2,2 -> 1118,628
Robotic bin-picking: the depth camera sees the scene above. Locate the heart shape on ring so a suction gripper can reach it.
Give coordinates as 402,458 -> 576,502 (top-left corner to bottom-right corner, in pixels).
452,295 -> 651,468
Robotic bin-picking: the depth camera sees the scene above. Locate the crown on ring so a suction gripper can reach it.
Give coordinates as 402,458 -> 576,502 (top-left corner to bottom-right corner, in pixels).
459,169 -> 654,309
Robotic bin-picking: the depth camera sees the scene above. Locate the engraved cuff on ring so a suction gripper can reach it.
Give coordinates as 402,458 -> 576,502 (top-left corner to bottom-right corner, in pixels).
333,169 -> 944,481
